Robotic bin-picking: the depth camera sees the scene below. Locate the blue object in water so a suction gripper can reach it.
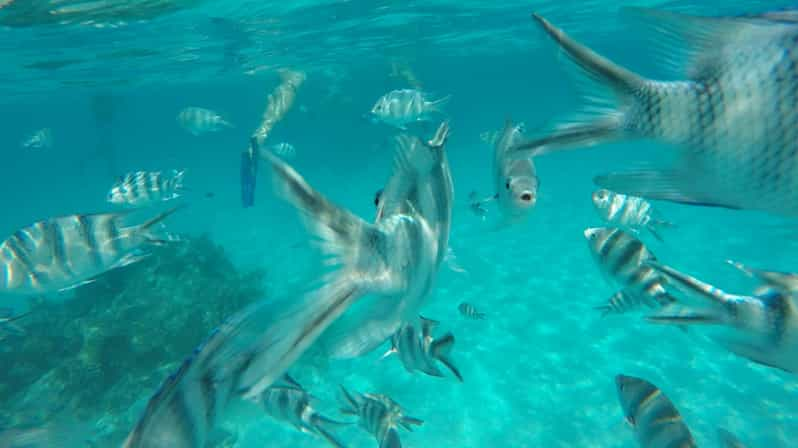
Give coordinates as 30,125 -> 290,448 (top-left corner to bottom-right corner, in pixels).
241,137 -> 258,208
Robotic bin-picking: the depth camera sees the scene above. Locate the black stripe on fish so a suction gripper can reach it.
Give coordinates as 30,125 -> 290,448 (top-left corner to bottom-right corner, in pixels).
610,236 -> 643,278
597,228 -> 623,266
106,215 -> 124,257
78,215 -> 103,268
7,233 -> 41,286
47,220 -> 71,277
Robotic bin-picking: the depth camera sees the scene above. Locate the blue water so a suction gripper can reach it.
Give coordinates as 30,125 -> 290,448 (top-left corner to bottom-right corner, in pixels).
2,1 -> 798,447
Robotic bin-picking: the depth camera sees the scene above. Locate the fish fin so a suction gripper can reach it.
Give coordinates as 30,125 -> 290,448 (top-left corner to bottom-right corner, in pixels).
419,316 -> 439,340
430,332 -> 463,382
400,416 -> 424,429
312,423 -> 348,448
378,131 -> 440,218
594,170 -> 742,209
380,347 -> 397,360
338,385 -> 359,415
428,94 -> 451,112
717,427 -> 745,448
380,427 -> 402,448
280,373 -> 303,389
509,117 -> 624,159
645,261 -> 732,306
131,204 -> 186,242
725,259 -> 798,292
646,224 -> 664,243
57,278 -> 97,292
646,303 -> 723,325
715,336 -> 792,373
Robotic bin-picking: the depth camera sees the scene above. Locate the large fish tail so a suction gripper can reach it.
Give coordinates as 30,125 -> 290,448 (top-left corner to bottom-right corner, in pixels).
510,13 -> 649,159
430,332 -> 463,382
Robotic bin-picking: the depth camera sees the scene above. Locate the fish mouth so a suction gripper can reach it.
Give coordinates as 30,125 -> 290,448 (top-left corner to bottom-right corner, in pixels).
583,227 -> 600,239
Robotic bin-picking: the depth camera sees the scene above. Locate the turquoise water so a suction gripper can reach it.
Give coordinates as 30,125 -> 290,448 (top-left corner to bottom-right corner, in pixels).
2,1 -> 798,447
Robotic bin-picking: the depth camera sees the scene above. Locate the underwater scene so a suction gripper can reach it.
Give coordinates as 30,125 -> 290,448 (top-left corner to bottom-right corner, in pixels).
2,0 -> 798,447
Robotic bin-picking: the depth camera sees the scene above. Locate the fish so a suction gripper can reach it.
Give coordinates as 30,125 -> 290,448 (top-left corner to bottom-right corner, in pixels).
259,377 -> 348,447
645,260 -> 798,373
253,69 -> 305,145
370,89 -> 450,129
0,206 -> 182,295
584,227 -> 677,315
382,316 -> 463,382
271,142 -> 296,159
21,128 -> 52,150
467,192 -> 489,220
471,120 -> 538,225
717,428 -> 747,448
0,307 -> 29,337
241,137 -> 259,208
615,374 -> 697,448
458,302 -> 485,320
511,10 -> 798,216
107,170 -> 186,207
339,386 -> 423,448
176,107 -> 233,136
591,189 -> 673,242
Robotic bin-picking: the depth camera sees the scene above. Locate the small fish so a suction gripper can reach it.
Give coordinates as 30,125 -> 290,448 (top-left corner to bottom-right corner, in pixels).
584,227 -> 676,315
21,128 -> 52,150
467,192 -> 489,220
0,206 -> 182,295
260,376 -> 348,447
443,247 -> 467,274
176,107 -> 233,136
339,386 -> 423,448
107,170 -> 185,207
645,260 -> 798,373
370,89 -> 450,129
271,142 -> 296,159
458,302 -> 485,320
591,189 -> 673,242
0,307 -> 29,336
717,428 -> 747,448
512,10 -> 798,217
615,374 -> 697,448
382,316 -> 463,382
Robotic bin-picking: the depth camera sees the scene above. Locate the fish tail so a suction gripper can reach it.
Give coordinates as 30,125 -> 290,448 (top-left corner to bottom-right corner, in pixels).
171,169 -> 187,193
428,94 -> 451,112
399,416 -> 424,429
379,427 -> 402,448
134,204 -> 185,244
310,414 -> 351,448
338,385 -> 359,415
431,332 -> 463,382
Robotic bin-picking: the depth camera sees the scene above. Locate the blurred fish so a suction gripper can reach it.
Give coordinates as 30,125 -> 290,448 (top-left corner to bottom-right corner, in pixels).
370,89 -> 450,130
21,128 -> 52,150
241,137 -> 259,208
591,189 -> 673,242
260,377 -> 349,447
646,260 -> 798,373
253,69 -> 305,145
0,307 -> 28,336
717,428 -> 747,448
339,386 -> 423,448
471,120 -> 538,225
458,302 -> 485,320
107,170 -> 185,207
615,374 -> 697,448
443,246 -> 467,274
479,129 -> 499,146
176,107 -> 233,136
512,10 -> 798,217
584,227 -> 676,315
467,192 -> 489,220
382,316 -> 463,382
0,206 -> 182,295
271,142 -> 296,159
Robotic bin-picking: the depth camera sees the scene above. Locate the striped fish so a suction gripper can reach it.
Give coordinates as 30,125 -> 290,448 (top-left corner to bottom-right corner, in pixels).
370,89 -> 450,130
252,69 -> 305,145
717,428 -> 747,448
260,377 -> 348,447
0,206 -> 182,295
591,189 -> 673,242
615,374 -> 697,448
108,170 -> 185,207
646,261 -> 798,373
457,302 -> 485,320
382,316 -> 463,382
176,107 -> 233,136
339,386 -> 423,448
583,227 -> 676,315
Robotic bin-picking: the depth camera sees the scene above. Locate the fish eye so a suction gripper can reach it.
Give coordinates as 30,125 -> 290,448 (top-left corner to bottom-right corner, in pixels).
505,180 -> 510,190
520,192 -> 533,202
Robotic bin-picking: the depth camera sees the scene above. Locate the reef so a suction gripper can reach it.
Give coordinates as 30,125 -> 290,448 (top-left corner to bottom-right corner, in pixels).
0,234 -> 266,445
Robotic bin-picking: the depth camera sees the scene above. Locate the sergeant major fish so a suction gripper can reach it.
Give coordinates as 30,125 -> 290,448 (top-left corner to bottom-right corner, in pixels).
382,316 -> 463,382
615,374 -> 697,448
177,107 -> 233,136
645,260 -> 798,373
511,9 -> 798,217
591,189 -> 672,242
370,89 -> 450,130
339,386 -> 423,448
584,227 -> 676,315
108,170 -> 185,207
0,206 -> 182,295
458,302 -> 485,320
470,120 -> 538,225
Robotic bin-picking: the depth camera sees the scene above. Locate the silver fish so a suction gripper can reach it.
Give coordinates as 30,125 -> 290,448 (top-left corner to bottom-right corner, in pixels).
339,386 -> 423,448
0,307 -> 28,337
717,428 -> 747,448
646,260 -> 798,373
271,142 -> 296,159
591,189 -> 672,242
584,227 -> 676,315
21,128 -> 52,150
382,316 -> 463,382
457,302 -> 485,320
107,170 -> 185,207
370,89 -> 449,129
260,376 -> 348,447
615,374 -> 697,448
471,120 -> 538,225
511,10 -> 798,216
0,206 -> 182,295
177,107 -> 233,136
